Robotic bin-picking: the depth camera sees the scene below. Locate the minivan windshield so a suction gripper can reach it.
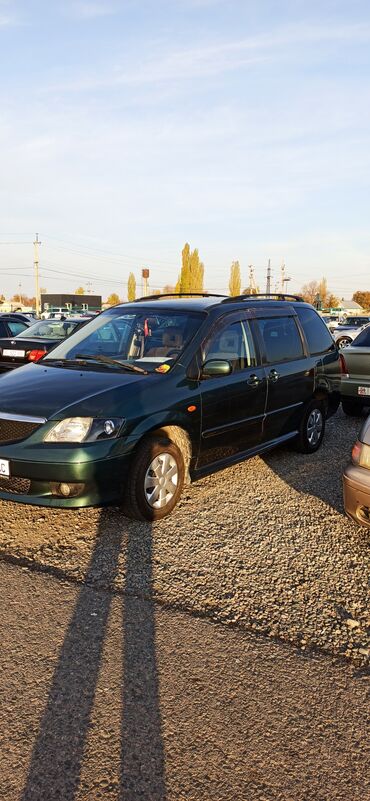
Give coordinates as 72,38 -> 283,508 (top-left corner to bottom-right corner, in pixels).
43,308 -> 204,372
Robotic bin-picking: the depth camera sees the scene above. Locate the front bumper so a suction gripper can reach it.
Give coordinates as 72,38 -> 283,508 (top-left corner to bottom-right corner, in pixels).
0,438 -> 134,508
342,462 -> 370,528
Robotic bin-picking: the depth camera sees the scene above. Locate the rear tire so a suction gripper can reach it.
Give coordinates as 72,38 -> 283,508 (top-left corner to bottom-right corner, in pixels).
123,436 -> 185,521
342,398 -> 363,416
294,400 -> 325,453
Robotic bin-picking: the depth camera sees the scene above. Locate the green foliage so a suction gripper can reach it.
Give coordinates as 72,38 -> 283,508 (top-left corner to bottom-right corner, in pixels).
353,291 -> 370,309
177,243 -> 204,293
229,261 -> 241,296
127,272 -> 136,302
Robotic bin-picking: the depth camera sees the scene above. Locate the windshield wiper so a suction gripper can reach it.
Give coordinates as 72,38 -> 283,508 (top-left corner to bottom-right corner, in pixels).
75,354 -> 147,374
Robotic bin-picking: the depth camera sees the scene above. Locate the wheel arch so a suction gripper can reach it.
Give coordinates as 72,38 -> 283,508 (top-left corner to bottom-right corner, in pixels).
129,421 -> 193,485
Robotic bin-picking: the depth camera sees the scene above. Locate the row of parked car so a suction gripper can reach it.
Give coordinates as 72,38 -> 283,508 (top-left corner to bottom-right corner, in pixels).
322,313 -> 370,347
0,295 -> 369,527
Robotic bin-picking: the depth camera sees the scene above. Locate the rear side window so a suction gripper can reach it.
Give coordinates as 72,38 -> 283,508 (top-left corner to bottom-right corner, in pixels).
257,316 -> 304,363
7,321 -> 28,336
351,327 -> 370,347
295,306 -> 334,354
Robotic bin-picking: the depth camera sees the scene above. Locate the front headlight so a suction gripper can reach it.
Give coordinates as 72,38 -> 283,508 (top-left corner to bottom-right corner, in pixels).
44,417 -> 124,443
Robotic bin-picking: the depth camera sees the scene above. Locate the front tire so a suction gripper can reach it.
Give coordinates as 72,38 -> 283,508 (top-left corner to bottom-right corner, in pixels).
342,398 -> 363,416
295,400 -> 325,453
123,436 -> 185,521
337,336 -> 352,348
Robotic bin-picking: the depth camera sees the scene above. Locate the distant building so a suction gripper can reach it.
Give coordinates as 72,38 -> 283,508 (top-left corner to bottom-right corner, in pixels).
41,293 -> 102,314
335,298 -> 363,314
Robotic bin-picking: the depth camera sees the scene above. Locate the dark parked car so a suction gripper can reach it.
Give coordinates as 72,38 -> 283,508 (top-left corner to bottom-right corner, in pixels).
343,416 -> 370,528
0,318 -> 88,372
0,294 -> 341,519
340,325 -> 370,415
0,314 -> 31,338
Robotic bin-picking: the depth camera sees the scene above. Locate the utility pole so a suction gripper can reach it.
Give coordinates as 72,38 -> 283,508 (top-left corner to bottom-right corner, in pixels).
248,264 -> 257,294
18,283 -> 22,306
266,259 -> 271,294
280,260 -> 292,293
281,261 -> 285,292
34,233 -> 41,316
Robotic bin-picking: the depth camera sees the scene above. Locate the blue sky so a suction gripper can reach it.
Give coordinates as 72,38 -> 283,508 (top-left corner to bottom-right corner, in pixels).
1,0 -> 370,299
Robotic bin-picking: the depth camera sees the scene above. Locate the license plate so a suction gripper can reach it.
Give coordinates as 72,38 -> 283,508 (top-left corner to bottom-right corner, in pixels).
358,386 -> 370,396
0,459 -> 10,478
2,349 -> 25,358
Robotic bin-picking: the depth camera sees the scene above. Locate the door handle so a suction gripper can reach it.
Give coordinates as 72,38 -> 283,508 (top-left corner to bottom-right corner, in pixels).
247,373 -> 261,387
268,369 -> 280,382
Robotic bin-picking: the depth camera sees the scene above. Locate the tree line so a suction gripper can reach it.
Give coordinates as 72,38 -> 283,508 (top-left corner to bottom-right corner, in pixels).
2,243 -> 370,310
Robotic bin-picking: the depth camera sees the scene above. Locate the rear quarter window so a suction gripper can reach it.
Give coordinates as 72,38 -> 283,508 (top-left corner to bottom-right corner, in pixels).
352,327 -> 370,347
7,321 -> 28,336
295,307 -> 334,354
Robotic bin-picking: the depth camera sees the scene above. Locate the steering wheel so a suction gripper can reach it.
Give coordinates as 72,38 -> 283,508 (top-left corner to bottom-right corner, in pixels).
166,348 -> 181,357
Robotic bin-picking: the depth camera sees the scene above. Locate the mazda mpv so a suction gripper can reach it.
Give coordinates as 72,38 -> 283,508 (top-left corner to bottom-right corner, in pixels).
0,294 -> 341,520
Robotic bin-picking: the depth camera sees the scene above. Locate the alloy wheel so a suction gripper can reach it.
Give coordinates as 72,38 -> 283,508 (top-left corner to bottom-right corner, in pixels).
144,452 -> 179,509
307,409 -> 323,446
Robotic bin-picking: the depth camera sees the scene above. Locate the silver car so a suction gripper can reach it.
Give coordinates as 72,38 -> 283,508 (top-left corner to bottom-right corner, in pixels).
332,316 -> 370,348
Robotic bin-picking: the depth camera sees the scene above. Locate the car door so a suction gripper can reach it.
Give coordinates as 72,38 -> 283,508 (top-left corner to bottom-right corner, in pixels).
196,314 -> 267,469
253,313 -> 314,443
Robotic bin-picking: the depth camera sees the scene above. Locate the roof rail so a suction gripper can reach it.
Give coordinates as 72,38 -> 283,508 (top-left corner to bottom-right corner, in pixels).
134,292 -> 228,302
221,293 -> 304,304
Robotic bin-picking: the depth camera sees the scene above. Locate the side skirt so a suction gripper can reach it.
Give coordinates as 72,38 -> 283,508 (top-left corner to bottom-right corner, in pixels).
191,430 -> 298,481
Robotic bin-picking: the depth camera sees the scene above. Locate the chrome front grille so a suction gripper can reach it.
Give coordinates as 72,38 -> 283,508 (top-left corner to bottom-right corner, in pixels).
0,413 -> 45,443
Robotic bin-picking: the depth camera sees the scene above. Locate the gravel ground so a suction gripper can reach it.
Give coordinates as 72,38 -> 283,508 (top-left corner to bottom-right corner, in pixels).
0,408 -> 369,668
1,562 -> 368,801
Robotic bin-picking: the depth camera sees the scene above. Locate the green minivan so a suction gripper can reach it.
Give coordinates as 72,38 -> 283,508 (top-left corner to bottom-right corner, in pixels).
0,294 -> 341,519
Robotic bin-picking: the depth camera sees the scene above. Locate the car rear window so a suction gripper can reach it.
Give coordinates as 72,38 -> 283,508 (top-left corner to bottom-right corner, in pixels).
351,327 -> 370,347
295,306 -> 334,354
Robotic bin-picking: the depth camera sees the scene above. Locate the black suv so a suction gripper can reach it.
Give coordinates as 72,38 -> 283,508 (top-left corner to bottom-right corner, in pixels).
0,294 -> 341,520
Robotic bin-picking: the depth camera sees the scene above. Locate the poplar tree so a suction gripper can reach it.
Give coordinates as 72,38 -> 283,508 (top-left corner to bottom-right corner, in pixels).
229,261 -> 241,296
127,273 -> 136,302
177,243 -> 204,293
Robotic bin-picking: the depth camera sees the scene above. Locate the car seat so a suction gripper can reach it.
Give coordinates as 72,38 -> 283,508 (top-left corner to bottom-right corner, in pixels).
144,327 -> 183,357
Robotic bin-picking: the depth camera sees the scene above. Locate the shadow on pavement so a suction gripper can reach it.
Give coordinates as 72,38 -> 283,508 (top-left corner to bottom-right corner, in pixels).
262,412 -> 360,513
21,512 -> 167,801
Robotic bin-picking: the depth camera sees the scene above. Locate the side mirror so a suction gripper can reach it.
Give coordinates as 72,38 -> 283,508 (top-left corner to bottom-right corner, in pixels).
201,359 -> 232,378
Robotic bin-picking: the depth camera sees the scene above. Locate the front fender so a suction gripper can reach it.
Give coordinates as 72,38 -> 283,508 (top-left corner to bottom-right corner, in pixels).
124,407 -> 201,464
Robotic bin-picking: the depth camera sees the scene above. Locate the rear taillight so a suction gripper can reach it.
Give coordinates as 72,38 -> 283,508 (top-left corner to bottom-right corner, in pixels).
27,349 -> 46,362
351,440 -> 370,469
339,353 -> 348,376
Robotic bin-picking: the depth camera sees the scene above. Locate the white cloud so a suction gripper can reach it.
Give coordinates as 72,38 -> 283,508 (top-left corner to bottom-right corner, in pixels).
44,20 -> 370,93
66,1 -> 120,19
